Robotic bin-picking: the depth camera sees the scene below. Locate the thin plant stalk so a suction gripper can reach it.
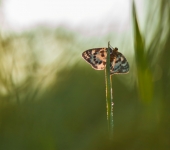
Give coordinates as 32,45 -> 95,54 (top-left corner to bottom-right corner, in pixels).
105,41 -> 114,139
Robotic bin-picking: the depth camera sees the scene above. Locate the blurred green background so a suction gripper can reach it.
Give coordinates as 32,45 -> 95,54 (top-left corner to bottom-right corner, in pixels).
0,0 -> 170,150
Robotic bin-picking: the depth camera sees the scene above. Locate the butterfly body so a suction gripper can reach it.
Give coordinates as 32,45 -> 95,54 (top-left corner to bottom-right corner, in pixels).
82,46 -> 129,75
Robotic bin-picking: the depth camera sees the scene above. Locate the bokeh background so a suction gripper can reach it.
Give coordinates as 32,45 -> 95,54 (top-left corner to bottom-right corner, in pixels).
0,0 -> 170,149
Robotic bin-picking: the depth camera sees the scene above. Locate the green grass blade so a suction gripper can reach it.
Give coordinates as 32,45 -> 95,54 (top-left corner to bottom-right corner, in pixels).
105,41 -> 114,139
132,1 -> 153,103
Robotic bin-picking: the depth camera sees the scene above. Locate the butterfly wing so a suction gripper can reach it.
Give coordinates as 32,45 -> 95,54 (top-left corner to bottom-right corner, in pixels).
82,48 -> 107,70
110,52 -> 129,75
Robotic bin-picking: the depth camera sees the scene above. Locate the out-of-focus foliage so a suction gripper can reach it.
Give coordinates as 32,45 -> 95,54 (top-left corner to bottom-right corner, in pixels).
0,27 -> 83,104
133,0 -> 170,104
133,1 -> 153,103
0,0 -> 170,150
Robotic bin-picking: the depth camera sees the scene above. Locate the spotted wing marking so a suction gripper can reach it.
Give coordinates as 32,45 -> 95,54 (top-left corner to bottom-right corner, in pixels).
82,48 -> 107,70
82,46 -> 129,75
110,49 -> 129,74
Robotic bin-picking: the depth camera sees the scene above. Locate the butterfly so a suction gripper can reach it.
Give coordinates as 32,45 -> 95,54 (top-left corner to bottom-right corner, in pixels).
82,45 -> 129,75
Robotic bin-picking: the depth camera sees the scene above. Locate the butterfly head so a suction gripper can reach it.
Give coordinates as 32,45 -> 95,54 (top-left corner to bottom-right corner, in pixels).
109,47 -> 118,55
114,47 -> 118,52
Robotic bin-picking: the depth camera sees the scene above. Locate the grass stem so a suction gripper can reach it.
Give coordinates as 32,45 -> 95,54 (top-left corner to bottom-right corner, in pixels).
105,41 -> 114,139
